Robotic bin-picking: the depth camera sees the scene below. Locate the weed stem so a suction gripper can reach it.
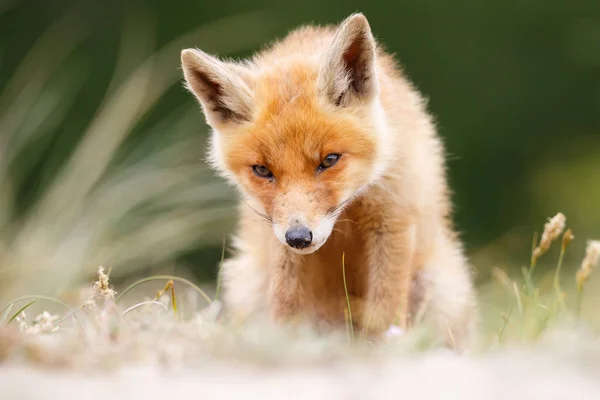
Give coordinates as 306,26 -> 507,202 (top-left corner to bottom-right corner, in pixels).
342,252 -> 354,343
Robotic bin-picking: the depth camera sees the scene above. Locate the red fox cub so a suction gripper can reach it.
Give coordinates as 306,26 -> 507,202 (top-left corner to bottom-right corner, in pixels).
181,13 -> 476,349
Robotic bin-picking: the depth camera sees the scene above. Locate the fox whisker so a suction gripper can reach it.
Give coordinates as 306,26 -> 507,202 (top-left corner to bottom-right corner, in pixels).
243,199 -> 273,224
332,227 -> 347,236
335,218 -> 357,225
327,194 -> 356,216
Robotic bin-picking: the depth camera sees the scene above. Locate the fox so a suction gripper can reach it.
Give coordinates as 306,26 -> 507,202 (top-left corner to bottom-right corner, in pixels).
181,13 -> 476,349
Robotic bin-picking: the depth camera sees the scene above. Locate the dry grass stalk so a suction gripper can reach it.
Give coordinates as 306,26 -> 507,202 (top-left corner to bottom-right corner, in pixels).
341,252 -> 354,343
154,279 -> 178,319
553,229 -> 575,308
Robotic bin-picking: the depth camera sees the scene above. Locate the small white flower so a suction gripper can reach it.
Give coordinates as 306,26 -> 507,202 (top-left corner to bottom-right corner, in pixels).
384,324 -> 405,339
20,311 -> 61,334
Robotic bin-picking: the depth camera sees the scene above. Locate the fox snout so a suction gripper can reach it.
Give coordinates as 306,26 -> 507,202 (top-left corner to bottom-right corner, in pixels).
285,226 -> 313,249
273,212 -> 336,254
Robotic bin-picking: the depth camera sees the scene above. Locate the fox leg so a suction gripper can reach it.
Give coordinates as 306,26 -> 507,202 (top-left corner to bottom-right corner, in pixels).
418,235 -> 477,351
267,253 -> 304,323
220,251 -> 268,321
361,223 -> 418,335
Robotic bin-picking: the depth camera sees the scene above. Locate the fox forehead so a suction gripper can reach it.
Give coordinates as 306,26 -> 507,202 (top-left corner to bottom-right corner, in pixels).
221,96 -> 376,176
251,61 -> 320,108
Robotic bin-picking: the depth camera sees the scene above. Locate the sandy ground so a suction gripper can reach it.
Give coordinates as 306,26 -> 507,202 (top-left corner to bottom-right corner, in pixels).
2,341 -> 600,400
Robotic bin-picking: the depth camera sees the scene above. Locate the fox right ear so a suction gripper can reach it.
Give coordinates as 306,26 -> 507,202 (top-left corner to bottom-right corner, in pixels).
181,49 -> 253,126
318,13 -> 378,106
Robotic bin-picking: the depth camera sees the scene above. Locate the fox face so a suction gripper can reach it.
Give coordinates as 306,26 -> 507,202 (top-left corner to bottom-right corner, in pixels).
182,14 -> 390,254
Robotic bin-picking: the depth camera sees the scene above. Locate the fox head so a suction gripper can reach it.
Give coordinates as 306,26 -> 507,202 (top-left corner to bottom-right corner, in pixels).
181,13 -> 392,254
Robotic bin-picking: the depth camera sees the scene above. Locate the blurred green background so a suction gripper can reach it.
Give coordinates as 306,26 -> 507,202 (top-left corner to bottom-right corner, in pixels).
0,0 -> 598,298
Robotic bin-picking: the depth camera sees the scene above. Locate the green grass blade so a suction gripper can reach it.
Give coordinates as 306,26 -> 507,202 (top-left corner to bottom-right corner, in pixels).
0,303 -> 14,324
7,300 -> 37,324
214,237 -> 226,302
0,295 -> 73,315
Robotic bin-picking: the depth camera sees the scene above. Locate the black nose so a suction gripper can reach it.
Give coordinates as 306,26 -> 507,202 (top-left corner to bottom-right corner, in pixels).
285,226 -> 313,249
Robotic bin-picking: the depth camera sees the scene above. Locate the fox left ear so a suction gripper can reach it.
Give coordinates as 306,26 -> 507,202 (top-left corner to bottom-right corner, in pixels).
181,48 -> 253,127
319,13 -> 378,106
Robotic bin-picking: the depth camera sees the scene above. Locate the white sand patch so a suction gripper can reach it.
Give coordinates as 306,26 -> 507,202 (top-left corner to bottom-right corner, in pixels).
2,347 -> 600,400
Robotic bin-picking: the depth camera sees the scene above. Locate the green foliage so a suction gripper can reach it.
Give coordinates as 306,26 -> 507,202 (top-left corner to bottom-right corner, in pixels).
0,5 -> 279,300
0,0 -> 598,301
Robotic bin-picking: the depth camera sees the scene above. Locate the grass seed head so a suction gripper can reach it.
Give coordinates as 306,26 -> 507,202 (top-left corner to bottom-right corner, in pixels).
533,213 -> 566,262
92,266 -> 116,300
577,240 -> 600,288
562,229 -> 575,250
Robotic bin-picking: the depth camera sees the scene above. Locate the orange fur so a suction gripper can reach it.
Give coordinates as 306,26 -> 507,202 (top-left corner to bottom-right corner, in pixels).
181,13 -> 477,349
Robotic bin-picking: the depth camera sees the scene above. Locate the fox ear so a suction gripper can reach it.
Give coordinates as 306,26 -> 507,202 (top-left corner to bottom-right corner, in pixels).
319,13 -> 378,106
181,49 -> 253,126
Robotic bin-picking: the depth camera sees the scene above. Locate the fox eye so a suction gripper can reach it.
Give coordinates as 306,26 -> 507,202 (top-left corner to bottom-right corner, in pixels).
252,165 -> 273,179
317,154 -> 341,172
